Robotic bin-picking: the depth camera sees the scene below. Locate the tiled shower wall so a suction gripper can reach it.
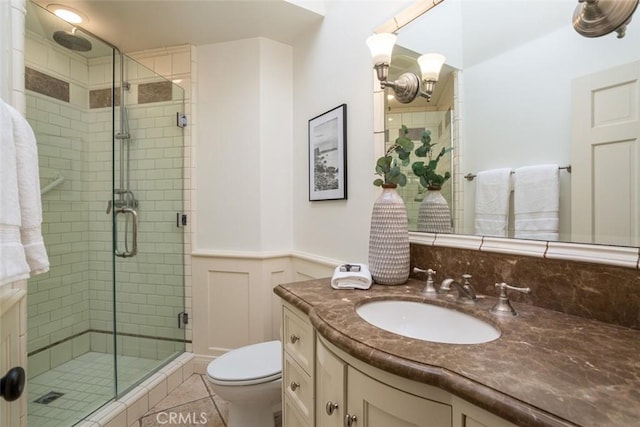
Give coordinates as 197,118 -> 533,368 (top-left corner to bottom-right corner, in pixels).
386,109 -> 451,230
25,30 -> 93,376
128,46 -> 195,352
24,32 -> 189,377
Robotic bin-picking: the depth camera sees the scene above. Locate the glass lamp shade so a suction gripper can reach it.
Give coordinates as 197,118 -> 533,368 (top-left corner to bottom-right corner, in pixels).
418,53 -> 446,81
366,33 -> 397,65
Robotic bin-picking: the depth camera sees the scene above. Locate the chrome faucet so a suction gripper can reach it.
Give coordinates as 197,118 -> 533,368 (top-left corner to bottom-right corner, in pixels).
441,274 -> 477,302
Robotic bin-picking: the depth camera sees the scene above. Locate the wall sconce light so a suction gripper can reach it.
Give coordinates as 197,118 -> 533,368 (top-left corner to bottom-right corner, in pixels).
366,33 -> 446,103
573,0 -> 639,38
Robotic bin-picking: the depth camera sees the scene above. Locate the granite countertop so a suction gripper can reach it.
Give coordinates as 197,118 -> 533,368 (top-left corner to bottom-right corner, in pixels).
274,278 -> 640,427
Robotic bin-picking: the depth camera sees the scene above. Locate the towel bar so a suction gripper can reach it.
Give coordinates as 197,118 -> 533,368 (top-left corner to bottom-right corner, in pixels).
464,165 -> 571,182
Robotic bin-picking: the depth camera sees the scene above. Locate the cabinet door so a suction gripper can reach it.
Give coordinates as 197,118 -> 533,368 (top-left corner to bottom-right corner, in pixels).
1,289 -> 26,427
316,339 -> 346,427
452,397 -> 517,427
346,367 -> 451,427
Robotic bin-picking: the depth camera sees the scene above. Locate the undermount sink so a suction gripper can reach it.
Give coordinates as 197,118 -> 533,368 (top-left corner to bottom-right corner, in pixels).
356,300 -> 500,344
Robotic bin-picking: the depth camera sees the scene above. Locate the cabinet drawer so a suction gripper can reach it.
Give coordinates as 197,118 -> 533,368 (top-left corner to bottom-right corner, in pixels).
283,305 -> 314,372
284,353 -> 314,424
284,395 -> 311,427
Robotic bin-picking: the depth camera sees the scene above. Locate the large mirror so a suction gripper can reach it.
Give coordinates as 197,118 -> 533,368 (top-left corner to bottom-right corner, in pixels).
385,0 -> 640,247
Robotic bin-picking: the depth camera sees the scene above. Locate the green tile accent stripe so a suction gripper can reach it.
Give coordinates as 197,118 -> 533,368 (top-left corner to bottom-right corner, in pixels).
25,67 -> 70,102
28,329 -> 190,357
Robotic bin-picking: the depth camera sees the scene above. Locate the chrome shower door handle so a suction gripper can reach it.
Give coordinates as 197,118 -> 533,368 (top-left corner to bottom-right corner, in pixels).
114,207 -> 138,258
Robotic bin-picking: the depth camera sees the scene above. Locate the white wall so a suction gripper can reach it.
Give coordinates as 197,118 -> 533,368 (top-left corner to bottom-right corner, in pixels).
195,0 -> 412,260
290,0 -> 411,262
196,37 -> 294,252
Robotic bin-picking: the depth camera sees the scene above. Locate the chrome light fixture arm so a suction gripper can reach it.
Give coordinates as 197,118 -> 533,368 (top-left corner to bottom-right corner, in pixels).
368,33 -> 442,104
573,0 -> 639,38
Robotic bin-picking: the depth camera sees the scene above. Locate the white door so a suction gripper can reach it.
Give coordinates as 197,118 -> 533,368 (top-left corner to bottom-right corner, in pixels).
0,289 -> 27,427
571,60 -> 640,245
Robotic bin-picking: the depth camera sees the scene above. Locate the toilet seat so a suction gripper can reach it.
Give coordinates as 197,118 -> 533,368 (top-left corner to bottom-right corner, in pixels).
207,340 -> 282,386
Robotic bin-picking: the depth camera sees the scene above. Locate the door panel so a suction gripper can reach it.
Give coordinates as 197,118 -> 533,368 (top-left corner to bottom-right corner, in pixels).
571,60 -> 640,245
346,367 -> 451,427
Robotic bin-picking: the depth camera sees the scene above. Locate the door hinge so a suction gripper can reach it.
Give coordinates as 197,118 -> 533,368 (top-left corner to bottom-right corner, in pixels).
176,113 -> 188,128
178,312 -> 189,328
176,213 -> 187,227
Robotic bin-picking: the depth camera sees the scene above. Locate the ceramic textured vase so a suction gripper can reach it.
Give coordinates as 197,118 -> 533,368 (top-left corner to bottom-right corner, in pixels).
368,184 -> 410,285
417,187 -> 452,233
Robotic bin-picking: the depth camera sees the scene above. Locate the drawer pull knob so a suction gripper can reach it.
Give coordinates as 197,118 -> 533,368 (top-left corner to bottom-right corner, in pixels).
290,381 -> 300,391
345,414 -> 357,426
326,401 -> 339,415
289,334 -> 300,344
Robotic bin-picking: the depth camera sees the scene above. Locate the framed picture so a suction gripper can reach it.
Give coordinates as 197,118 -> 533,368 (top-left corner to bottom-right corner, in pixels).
308,104 -> 347,201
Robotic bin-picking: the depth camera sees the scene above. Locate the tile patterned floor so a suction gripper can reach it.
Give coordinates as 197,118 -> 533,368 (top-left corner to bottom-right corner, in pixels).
134,373 -> 283,427
134,374 -> 228,427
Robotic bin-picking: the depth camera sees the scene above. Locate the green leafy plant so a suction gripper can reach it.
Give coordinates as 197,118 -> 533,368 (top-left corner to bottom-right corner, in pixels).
373,125 -> 414,187
411,129 -> 453,189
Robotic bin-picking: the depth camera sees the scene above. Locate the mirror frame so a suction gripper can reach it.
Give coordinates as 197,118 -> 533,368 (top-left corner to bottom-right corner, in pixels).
372,0 -> 640,269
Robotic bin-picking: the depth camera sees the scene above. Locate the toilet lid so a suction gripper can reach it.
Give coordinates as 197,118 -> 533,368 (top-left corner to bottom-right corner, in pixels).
207,340 -> 282,386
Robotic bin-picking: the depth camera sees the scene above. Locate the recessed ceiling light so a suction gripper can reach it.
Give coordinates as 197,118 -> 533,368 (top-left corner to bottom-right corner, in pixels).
47,4 -> 88,24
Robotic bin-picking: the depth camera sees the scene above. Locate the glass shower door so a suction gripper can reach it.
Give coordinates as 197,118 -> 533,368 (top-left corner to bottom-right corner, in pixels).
112,55 -> 186,395
25,2 -> 187,425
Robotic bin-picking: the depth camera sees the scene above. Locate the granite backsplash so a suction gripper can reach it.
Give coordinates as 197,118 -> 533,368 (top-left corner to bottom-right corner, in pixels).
410,243 -> 640,330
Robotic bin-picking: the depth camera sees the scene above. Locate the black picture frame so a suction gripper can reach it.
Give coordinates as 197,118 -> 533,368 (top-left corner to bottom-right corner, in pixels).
308,104 -> 347,201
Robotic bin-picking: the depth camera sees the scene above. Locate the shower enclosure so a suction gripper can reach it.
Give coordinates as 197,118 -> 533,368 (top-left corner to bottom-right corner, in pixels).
24,2 -> 186,425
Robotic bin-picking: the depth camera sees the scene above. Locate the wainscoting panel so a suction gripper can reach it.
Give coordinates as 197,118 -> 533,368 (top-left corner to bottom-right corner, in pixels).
207,270 -> 251,350
191,251 -> 341,362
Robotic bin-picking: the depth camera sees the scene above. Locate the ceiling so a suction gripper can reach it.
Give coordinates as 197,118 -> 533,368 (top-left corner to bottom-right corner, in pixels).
30,0 -> 325,53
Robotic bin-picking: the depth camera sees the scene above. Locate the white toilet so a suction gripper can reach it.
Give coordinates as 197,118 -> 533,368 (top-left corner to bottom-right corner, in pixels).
206,340 -> 282,427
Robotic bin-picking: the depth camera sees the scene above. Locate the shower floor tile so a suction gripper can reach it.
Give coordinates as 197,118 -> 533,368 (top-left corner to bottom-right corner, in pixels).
28,352 -> 160,427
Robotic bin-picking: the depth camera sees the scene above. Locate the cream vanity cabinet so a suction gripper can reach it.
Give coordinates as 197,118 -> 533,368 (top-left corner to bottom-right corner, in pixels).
282,302 -> 316,426
282,302 -> 517,427
316,336 -> 450,427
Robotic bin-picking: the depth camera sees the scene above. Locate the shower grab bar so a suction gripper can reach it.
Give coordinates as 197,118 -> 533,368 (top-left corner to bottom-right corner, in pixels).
41,174 -> 65,195
115,207 -> 138,258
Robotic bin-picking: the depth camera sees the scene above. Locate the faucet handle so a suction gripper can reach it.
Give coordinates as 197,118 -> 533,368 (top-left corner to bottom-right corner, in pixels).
490,282 -> 531,316
413,267 -> 437,294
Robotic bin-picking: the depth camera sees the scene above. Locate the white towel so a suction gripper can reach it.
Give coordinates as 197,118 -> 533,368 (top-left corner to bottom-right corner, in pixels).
514,164 -> 559,241
0,98 -> 49,286
474,168 -> 512,237
0,99 -> 31,285
331,263 -> 372,290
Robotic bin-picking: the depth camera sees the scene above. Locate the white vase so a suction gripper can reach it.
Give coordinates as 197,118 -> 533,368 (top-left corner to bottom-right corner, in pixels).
368,184 -> 410,285
417,187 -> 452,233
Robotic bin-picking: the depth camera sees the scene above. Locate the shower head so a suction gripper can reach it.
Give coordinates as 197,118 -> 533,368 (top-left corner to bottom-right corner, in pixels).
53,30 -> 92,52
